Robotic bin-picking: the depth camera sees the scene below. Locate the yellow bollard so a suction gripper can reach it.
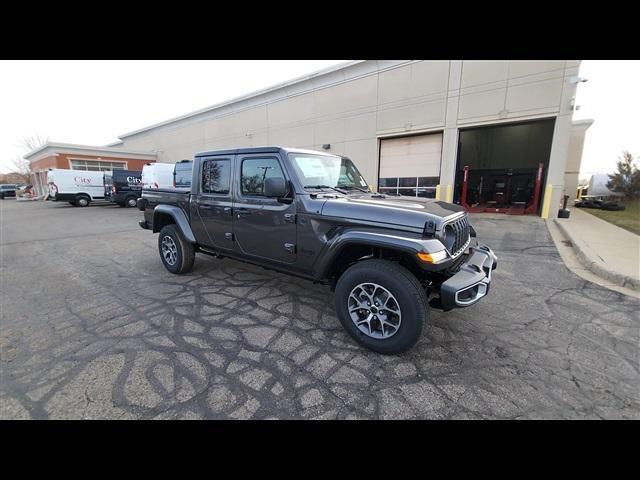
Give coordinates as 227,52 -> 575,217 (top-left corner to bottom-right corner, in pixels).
541,184 -> 553,219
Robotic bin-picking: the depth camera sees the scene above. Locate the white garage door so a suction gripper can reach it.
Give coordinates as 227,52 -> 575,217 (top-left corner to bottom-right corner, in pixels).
378,133 -> 442,198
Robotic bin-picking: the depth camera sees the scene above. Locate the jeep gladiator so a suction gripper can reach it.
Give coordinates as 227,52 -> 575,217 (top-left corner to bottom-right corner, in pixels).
139,147 -> 497,354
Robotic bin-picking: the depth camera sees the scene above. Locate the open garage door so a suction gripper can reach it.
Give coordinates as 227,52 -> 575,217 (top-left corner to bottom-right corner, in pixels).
378,133 -> 442,198
454,118 -> 555,215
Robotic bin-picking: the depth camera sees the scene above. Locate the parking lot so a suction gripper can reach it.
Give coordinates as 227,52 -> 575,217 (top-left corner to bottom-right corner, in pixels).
1,199 -> 638,419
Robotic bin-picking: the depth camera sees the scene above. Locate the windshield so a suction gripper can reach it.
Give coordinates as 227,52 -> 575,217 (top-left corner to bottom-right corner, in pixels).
288,153 -> 368,191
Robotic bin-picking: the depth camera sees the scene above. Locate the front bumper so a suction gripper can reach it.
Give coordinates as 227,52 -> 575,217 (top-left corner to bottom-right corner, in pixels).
136,197 -> 147,211
439,245 -> 497,311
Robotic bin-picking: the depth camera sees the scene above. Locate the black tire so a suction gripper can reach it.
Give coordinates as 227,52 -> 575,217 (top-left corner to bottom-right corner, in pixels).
125,196 -> 138,208
334,259 -> 427,354
76,195 -> 90,207
68,201 -> 76,206
158,224 -> 195,274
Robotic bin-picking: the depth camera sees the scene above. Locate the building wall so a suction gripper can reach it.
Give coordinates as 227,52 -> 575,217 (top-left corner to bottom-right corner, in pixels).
30,153 -> 152,172
564,120 -> 593,199
118,60 -> 582,218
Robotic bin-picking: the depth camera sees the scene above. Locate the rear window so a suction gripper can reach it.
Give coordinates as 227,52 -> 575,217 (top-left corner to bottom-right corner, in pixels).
174,161 -> 193,188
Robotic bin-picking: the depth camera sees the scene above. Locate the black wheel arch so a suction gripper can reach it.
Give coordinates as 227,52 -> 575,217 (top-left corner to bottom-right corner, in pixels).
319,238 -> 427,286
152,204 -> 196,243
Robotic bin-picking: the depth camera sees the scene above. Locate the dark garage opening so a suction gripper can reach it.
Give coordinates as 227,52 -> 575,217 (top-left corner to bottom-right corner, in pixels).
454,118 -> 555,215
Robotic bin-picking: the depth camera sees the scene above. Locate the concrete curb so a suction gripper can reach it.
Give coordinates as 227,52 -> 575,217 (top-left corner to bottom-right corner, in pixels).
554,219 -> 640,292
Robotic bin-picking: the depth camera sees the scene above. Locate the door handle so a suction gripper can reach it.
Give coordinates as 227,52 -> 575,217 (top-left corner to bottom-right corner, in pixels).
199,204 -> 213,210
236,208 -> 251,218
223,207 -> 232,215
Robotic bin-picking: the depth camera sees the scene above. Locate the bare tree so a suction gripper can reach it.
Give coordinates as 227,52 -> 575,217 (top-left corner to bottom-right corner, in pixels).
11,155 -> 32,176
7,134 -> 49,178
19,134 -> 49,153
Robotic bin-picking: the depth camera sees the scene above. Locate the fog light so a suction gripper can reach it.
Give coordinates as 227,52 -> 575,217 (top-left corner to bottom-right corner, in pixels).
417,250 -> 448,263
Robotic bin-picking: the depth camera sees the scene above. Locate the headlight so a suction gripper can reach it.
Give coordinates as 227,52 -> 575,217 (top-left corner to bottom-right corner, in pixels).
416,250 -> 448,264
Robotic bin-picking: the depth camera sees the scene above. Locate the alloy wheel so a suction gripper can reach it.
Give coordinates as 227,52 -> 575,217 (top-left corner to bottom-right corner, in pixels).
348,282 -> 402,339
161,236 -> 178,266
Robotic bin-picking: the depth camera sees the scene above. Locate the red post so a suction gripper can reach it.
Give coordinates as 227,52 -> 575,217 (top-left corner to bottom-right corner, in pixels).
460,165 -> 470,209
525,163 -> 544,214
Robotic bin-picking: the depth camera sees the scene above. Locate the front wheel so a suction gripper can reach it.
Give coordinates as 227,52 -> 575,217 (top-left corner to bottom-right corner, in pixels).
125,196 -> 138,208
158,224 -> 195,274
334,259 -> 428,354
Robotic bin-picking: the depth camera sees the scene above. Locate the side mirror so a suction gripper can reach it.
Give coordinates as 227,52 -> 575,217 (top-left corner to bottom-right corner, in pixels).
264,177 -> 287,198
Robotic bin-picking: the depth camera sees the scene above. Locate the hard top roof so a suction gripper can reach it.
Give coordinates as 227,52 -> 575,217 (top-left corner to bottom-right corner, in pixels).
194,146 -> 340,158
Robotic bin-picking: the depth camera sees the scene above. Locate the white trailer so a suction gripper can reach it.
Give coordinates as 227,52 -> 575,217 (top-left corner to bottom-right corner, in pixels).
47,169 -> 107,207
141,163 -> 174,190
579,173 -> 623,199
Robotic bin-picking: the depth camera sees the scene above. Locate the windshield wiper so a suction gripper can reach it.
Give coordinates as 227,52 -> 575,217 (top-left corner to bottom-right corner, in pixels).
303,185 -> 348,195
337,184 -> 369,193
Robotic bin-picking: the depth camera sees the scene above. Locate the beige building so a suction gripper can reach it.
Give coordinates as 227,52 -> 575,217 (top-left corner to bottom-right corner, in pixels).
565,119 -> 594,199
108,60 -> 592,218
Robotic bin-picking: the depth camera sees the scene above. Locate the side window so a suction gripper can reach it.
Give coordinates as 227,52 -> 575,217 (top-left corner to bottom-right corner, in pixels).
202,159 -> 231,194
174,162 -> 193,187
241,157 -> 285,196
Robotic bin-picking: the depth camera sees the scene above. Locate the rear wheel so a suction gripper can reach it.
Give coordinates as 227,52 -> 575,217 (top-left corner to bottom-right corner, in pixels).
334,259 -> 427,354
76,195 -> 90,207
158,224 -> 195,274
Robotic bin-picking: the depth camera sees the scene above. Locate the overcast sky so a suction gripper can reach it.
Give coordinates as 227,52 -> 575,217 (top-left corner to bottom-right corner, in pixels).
1,60 -> 638,177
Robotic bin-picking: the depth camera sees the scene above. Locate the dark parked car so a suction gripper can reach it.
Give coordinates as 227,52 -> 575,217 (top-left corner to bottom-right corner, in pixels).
574,197 -> 626,211
574,198 -> 603,208
0,184 -> 20,199
104,170 -> 142,207
139,147 -> 497,354
600,201 -> 626,211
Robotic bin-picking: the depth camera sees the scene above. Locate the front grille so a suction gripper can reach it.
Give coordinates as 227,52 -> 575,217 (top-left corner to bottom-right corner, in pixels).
442,215 -> 471,258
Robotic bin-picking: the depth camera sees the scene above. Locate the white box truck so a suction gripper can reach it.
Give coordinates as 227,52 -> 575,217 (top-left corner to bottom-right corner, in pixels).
47,169 -> 107,207
141,163 -> 174,190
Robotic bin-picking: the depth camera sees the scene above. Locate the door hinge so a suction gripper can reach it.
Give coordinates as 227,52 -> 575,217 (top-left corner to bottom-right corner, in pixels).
225,232 -> 234,241
284,213 -> 296,224
284,243 -> 296,254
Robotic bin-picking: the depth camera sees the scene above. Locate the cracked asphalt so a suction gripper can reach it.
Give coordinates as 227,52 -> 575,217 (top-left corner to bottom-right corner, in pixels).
1,199 -> 638,419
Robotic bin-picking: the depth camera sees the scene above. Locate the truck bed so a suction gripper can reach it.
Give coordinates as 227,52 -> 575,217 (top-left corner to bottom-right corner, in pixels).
141,189 -> 191,226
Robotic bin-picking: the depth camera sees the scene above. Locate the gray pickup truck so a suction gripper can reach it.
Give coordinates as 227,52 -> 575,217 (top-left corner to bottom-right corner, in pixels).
139,146 -> 497,354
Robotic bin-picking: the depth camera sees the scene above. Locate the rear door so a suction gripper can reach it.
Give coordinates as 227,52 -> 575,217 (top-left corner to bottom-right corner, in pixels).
104,173 -> 113,199
232,153 -> 297,264
193,155 -> 235,251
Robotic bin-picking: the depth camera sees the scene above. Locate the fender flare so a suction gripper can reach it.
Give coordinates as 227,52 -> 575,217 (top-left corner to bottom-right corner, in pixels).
312,229 -> 445,279
152,204 -> 196,243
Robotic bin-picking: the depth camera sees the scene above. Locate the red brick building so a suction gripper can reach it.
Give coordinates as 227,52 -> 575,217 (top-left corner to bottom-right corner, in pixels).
24,142 -> 157,196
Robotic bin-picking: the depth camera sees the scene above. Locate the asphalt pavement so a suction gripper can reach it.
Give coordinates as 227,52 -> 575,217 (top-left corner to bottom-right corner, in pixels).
1,199 -> 638,419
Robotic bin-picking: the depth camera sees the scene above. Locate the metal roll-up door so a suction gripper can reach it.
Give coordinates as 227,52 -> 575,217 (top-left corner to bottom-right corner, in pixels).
378,133 -> 443,197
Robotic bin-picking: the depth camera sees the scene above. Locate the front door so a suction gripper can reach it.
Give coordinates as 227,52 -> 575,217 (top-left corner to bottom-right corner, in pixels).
194,156 -> 235,251
233,154 -> 297,264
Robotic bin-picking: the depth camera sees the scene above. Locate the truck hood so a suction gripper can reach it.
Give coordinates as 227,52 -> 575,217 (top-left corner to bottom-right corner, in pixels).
320,193 -> 466,230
